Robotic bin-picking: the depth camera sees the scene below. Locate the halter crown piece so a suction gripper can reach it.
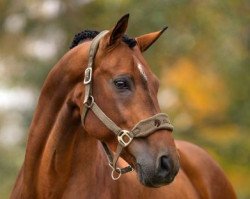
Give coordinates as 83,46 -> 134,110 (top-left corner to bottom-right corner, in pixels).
81,31 -> 174,180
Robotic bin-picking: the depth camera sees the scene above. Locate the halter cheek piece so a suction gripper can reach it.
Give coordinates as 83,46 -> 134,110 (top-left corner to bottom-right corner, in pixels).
81,31 -> 174,180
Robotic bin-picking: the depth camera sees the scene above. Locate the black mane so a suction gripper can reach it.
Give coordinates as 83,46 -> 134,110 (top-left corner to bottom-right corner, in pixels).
70,30 -> 137,49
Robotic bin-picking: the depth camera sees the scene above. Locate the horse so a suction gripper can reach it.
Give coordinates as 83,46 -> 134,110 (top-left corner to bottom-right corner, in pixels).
10,14 -> 236,199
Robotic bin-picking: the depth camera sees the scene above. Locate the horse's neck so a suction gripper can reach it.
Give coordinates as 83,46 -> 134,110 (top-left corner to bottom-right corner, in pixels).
37,100 -> 81,182
21,89 -> 106,197
18,48 -> 106,197
62,134 -> 117,198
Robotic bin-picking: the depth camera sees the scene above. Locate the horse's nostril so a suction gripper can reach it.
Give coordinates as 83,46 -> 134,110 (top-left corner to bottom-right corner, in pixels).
160,155 -> 171,173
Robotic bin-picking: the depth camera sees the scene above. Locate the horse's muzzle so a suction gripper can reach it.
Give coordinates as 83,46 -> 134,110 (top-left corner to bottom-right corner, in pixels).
136,153 -> 180,187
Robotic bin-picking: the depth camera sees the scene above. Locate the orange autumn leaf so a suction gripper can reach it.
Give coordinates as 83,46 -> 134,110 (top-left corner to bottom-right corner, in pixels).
161,58 -> 229,121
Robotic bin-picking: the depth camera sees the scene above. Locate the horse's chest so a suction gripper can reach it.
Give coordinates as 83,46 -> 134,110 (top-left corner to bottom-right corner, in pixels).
61,170 -> 200,199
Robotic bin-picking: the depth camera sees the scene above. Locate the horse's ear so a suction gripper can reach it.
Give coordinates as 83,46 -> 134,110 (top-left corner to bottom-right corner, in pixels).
108,14 -> 129,46
136,27 -> 168,52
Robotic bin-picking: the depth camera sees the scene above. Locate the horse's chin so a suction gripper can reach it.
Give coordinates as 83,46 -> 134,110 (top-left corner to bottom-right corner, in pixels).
136,164 -> 176,188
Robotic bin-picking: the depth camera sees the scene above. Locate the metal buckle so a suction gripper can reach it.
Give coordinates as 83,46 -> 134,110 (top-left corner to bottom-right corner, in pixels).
85,96 -> 94,108
118,130 -> 133,147
84,67 -> 92,84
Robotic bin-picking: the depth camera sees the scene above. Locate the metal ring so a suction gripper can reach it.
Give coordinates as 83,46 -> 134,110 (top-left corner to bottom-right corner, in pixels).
85,96 -> 94,108
111,168 -> 122,180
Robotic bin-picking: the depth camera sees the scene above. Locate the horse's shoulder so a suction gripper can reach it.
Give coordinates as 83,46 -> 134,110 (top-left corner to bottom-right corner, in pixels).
176,140 -> 215,164
176,140 -> 224,177
175,140 -> 228,180
175,140 -> 236,199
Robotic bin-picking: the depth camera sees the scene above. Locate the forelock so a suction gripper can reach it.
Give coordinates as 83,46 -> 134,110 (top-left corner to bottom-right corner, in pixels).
70,30 -> 137,49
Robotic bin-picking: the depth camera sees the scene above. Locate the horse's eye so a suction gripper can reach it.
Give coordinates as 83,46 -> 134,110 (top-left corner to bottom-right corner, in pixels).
113,79 -> 130,90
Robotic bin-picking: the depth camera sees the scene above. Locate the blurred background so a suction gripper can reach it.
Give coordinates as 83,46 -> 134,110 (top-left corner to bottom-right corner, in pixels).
0,0 -> 249,198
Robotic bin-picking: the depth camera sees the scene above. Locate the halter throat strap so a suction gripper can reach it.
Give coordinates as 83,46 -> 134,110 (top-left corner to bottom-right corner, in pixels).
81,31 -> 174,180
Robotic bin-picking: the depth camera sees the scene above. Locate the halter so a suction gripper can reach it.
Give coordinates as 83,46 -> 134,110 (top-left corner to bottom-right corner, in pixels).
81,31 -> 174,180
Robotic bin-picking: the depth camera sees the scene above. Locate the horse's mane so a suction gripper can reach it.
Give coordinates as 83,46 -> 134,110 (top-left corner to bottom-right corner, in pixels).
70,30 -> 137,49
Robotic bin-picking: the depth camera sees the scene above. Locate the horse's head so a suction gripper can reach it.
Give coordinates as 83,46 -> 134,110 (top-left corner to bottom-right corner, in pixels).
73,14 -> 179,187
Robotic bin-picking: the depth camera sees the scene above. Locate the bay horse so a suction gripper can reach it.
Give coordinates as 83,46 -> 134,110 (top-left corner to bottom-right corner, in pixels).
10,14 -> 236,199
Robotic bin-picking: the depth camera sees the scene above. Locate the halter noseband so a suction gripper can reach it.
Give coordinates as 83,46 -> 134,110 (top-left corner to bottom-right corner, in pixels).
81,31 -> 174,180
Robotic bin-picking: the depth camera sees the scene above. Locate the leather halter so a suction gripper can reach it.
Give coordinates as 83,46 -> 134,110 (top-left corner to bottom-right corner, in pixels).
81,31 -> 174,180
